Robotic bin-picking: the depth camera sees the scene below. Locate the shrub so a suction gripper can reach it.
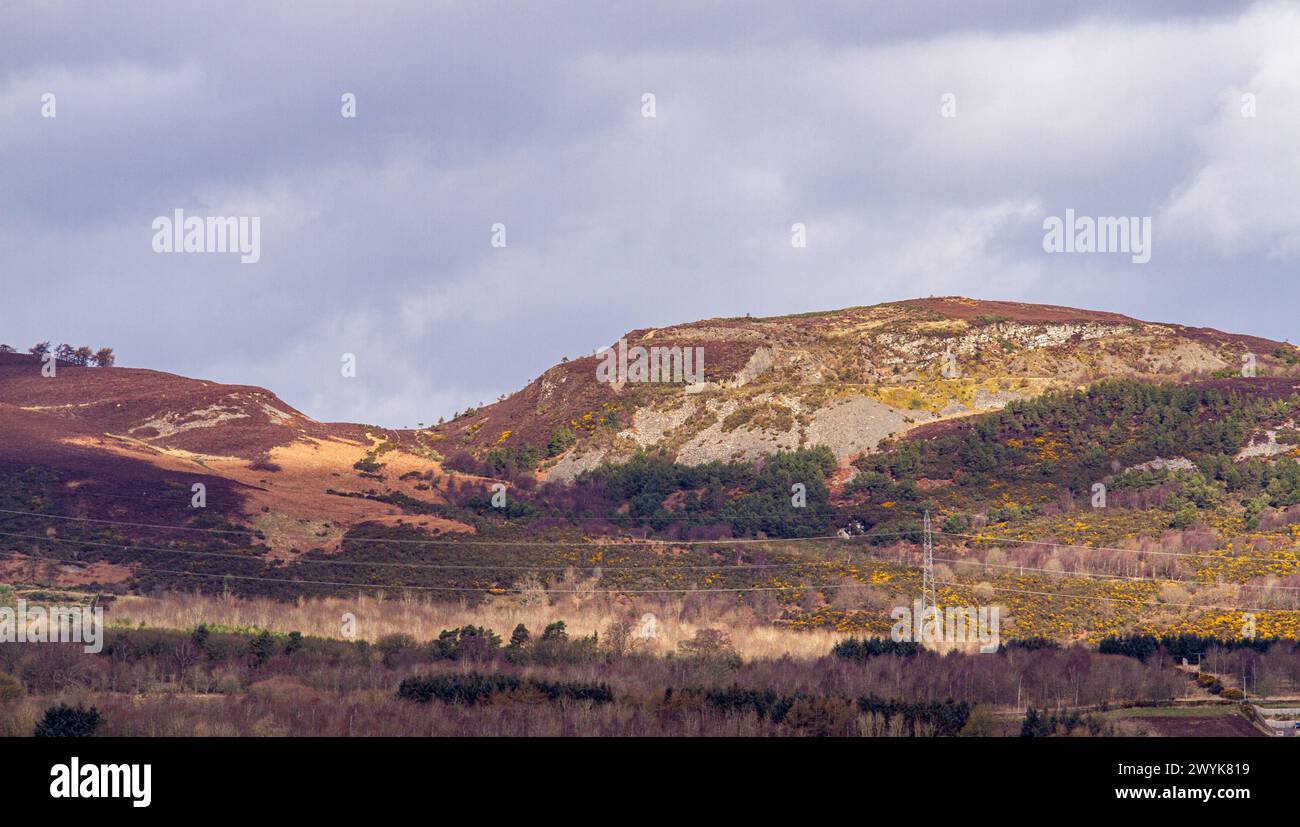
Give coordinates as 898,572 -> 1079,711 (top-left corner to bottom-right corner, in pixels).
1019,707 -> 1090,738
0,672 -> 25,702
398,672 -> 519,704
1002,637 -> 1060,652
397,672 -> 612,705
678,628 -> 739,663
507,623 -> 530,649
1169,502 -> 1199,529
375,633 -> 419,667
511,621 -> 598,665
941,513 -> 971,534
353,456 -> 384,474
483,444 -> 542,476
428,625 -> 502,660
959,705 -> 1002,736
248,630 -> 276,667
779,695 -> 857,736
530,679 -> 614,703
832,637 -> 922,661
214,673 -> 241,694
442,449 -> 486,475
705,687 -> 780,719
541,621 -> 568,641
34,704 -> 103,737
191,623 -> 211,650
546,427 -> 577,457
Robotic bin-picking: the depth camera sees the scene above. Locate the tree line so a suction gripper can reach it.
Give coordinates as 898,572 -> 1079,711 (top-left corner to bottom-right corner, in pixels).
0,341 -> 116,366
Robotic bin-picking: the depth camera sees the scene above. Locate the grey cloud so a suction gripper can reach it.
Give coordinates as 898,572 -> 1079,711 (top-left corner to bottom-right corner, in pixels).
1,1 -> 1296,428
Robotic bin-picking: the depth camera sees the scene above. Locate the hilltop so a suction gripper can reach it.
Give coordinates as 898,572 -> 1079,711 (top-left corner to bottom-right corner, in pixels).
432,297 -> 1295,480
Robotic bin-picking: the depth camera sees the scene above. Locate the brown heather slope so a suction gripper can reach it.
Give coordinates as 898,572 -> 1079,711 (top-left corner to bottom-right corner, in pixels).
432,297 -> 1298,480
0,353 -> 472,559
0,351 -> 368,457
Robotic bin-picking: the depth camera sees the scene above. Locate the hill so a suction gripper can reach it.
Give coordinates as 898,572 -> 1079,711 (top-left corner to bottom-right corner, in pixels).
0,351 -> 471,567
430,297 -> 1295,481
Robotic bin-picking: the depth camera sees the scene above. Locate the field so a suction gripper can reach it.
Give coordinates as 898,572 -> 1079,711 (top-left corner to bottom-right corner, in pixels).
1104,706 -> 1265,737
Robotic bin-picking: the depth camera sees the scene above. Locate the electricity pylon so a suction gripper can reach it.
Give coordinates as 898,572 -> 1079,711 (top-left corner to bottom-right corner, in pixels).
922,509 -> 936,616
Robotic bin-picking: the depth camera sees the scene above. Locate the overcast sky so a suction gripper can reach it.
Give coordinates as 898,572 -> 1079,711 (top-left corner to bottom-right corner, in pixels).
2,1 -> 1298,426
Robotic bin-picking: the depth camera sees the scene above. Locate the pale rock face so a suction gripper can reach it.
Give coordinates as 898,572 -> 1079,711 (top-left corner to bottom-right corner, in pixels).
625,405 -> 698,449
132,403 -> 251,438
730,347 -> 775,387
1236,424 -> 1299,460
1125,457 -> 1196,473
972,388 -> 1032,409
670,394 -> 921,466
546,447 -> 607,483
801,396 -> 919,458
681,346 -> 777,395
536,373 -> 563,405
258,400 -> 296,425
675,397 -> 803,466
128,392 -> 299,440
875,322 -> 1136,367
938,401 -> 968,418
